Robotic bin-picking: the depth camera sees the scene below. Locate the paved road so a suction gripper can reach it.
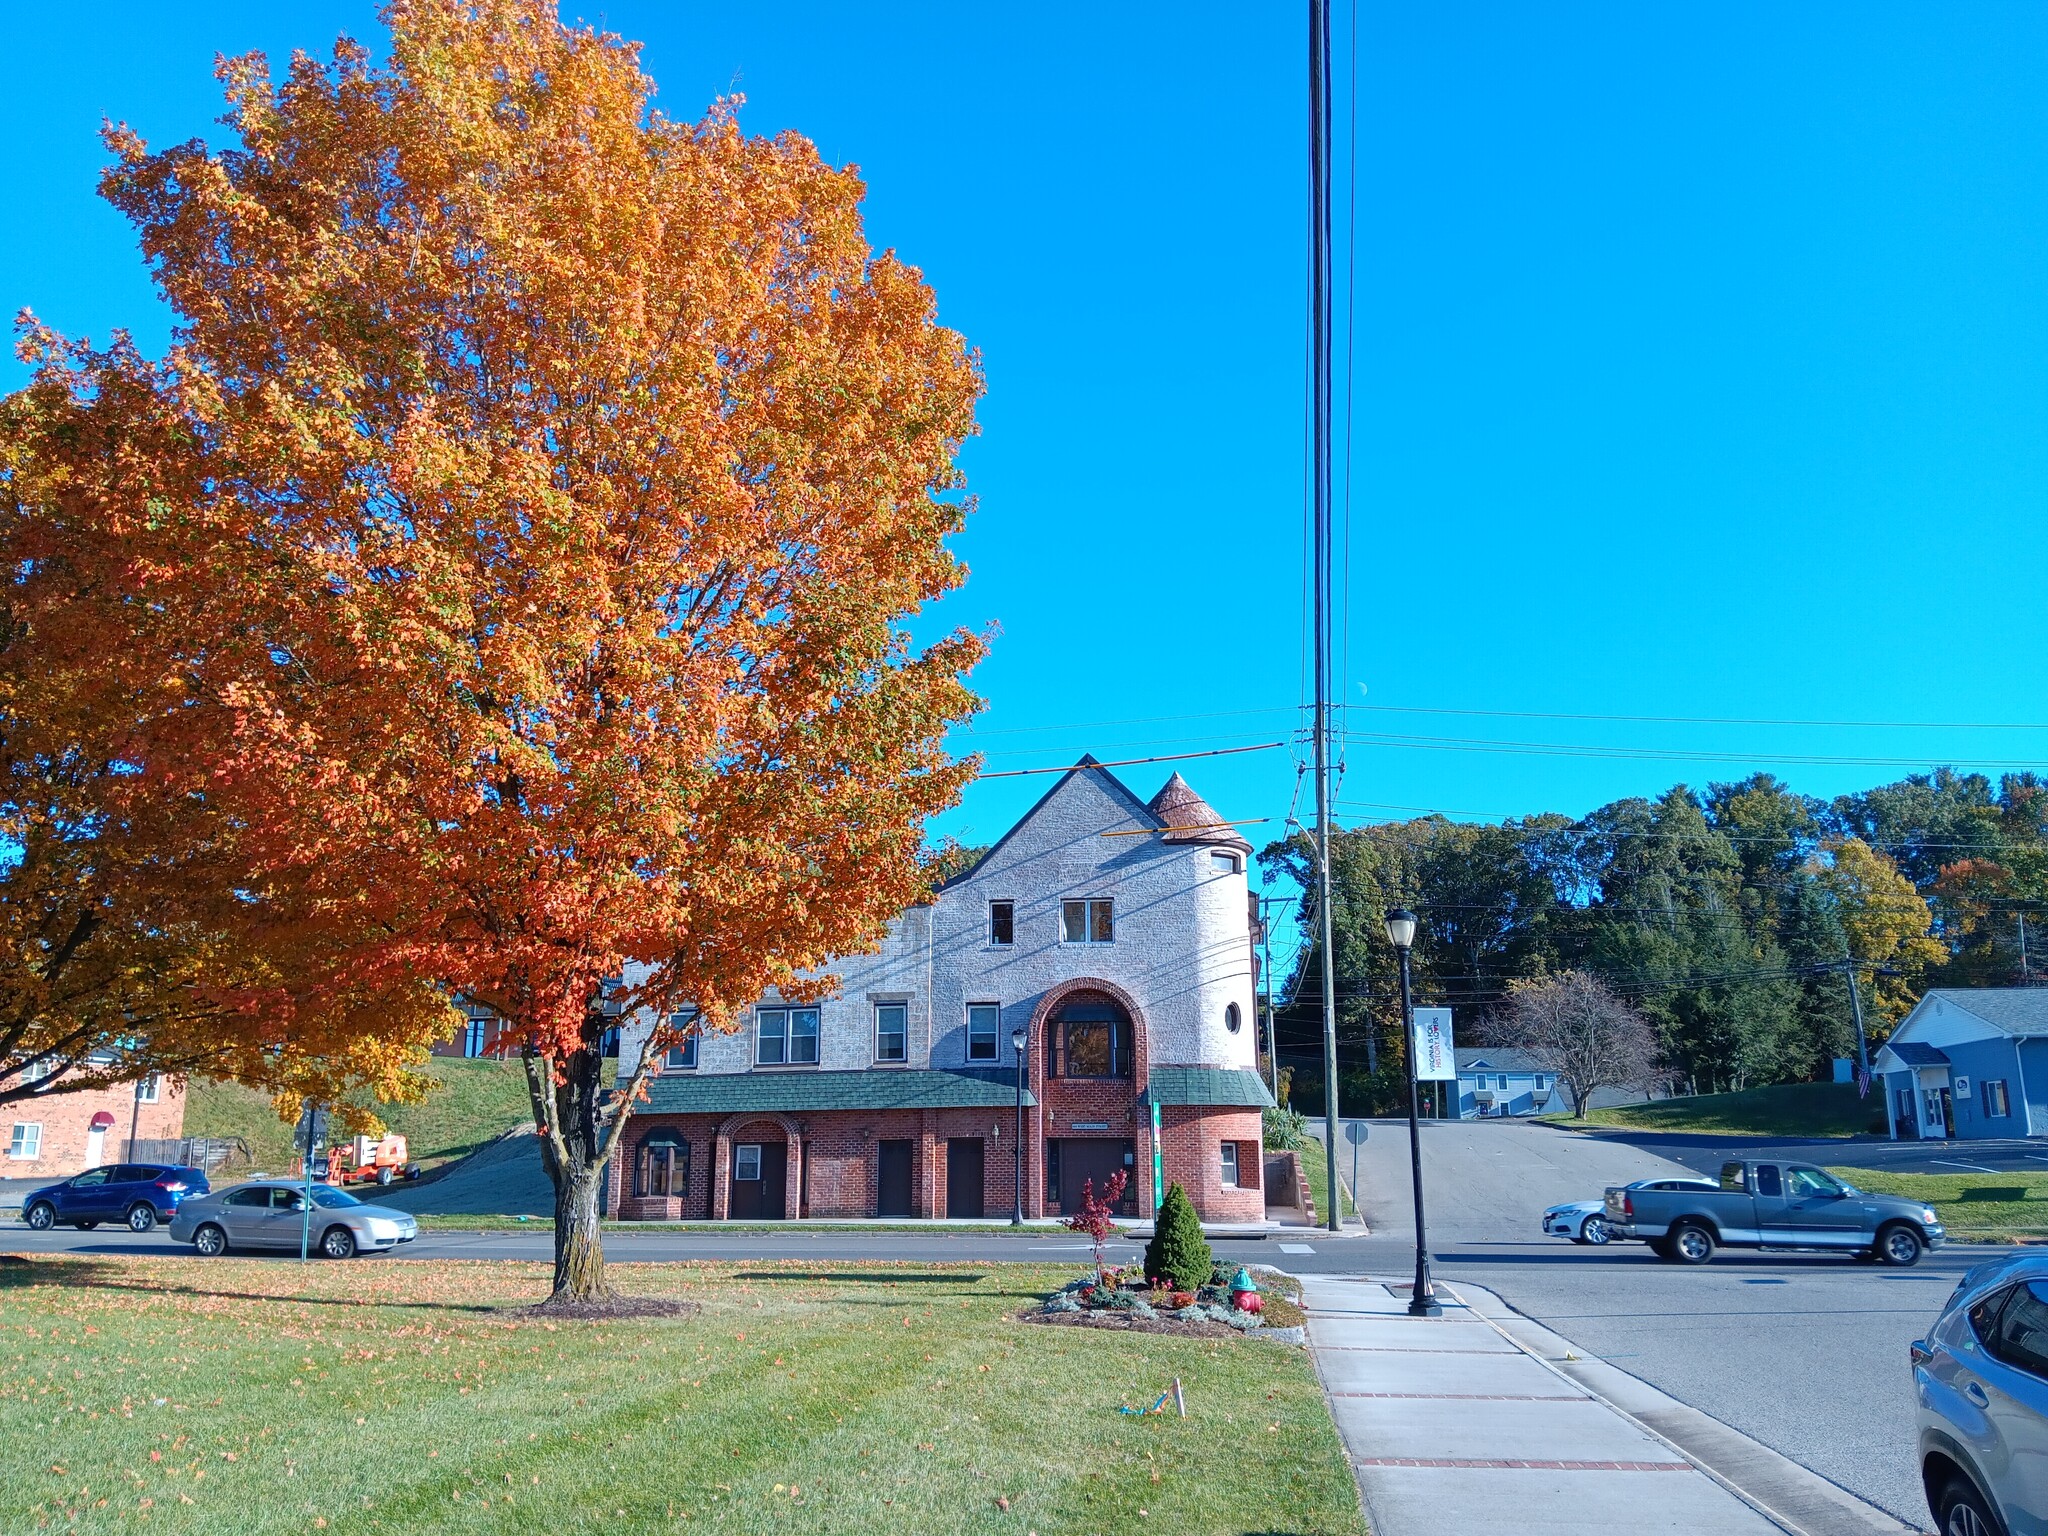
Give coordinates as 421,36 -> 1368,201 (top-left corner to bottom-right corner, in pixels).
1338,1116 -> 1977,1530
1570,1127 -> 2048,1178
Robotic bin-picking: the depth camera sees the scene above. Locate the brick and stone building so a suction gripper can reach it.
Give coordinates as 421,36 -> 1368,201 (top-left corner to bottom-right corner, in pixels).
3,1074 -> 188,1180
604,757 -> 1273,1224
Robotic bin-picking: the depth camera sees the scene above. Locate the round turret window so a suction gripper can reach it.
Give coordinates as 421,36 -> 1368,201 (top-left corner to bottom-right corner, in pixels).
1225,1002 -> 1242,1033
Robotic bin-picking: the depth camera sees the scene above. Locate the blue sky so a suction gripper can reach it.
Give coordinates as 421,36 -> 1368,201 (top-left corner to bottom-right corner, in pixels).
5,3 -> 2046,915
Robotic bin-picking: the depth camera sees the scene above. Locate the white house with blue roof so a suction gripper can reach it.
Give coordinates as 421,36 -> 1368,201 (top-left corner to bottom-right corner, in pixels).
1873,989 -> 2048,1140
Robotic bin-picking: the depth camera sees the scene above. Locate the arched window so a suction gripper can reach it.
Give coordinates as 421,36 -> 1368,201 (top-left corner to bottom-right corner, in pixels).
635,1132 -> 689,1198
1046,995 -> 1134,1079
1225,1002 -> 1242,1034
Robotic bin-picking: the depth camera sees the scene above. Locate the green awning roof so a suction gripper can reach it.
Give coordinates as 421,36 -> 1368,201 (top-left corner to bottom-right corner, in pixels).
1143,1067 -> 1276,1109
641,1068 -> 1034,1116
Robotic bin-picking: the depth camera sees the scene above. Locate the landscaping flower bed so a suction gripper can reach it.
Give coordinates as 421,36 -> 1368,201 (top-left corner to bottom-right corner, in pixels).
1025,1262 -> 1306,1343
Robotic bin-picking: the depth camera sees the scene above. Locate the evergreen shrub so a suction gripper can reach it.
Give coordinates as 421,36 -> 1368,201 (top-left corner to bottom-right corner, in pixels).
1145,1182 -> 1213,1290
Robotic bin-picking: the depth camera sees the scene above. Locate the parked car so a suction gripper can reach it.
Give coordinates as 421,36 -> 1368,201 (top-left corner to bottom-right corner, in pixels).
168,1181 -> 419,1259
1606,1158 -> 1944,1265
20,1164 -> 211,1233
1543,1178 -> 1719,1245
1911,1251 -> 2048,1536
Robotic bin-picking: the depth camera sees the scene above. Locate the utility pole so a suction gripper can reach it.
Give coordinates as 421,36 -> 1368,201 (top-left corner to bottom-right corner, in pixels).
1261,898 -> 1280,1103
2021,913 -> 2032,984
1842,959 -> 1871,1097
1308,0 -> 1340,1235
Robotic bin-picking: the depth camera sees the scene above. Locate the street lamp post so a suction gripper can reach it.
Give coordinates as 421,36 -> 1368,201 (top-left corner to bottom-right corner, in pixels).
1011,1025 -> 1029,1226
1384,907 -> 1441,1318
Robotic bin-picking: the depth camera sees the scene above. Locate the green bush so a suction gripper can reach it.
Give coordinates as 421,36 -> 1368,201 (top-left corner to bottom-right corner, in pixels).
1262,1106 -> 1306,1150
1145,1182 -> 1213,1290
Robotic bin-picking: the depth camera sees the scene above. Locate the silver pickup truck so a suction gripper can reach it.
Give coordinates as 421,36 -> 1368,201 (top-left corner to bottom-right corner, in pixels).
1606,1158 -> 1945,1266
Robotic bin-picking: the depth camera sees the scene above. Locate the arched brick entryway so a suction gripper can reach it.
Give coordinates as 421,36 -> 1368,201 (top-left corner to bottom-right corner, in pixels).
712,1112 -> 804,1221
1027,978 -> 1150,1220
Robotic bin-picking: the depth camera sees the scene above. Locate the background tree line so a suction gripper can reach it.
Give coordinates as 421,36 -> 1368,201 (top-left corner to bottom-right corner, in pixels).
1263,769 -> 2047,1114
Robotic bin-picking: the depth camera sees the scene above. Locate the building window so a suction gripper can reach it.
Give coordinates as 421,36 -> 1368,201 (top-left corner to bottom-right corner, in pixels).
757,1008 -> 820,1066
1985,1079 -> 2012,1117
664,1010 -> 699,1070
635,1135 -> 689,1198
967,1003 -> 1000,1062
1225,1002 -> 1242,1034
1211,851 -> 1240,874
1054,1014 -> 1132,1079
988,901 -> 1014,946
8,1123 -> 41,1159
1221,1141 -> 1240,1187
874,1003 -> 908,1063
734,1144 -> 762,1182
1061,898 -> 1114,944
136,1075 -> 161,1104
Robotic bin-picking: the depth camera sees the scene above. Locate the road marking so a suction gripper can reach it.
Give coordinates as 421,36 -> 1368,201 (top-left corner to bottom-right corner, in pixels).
2026,1155 -> 2048,1165
1279,1244 -> 1316,1254
1931,1159 -> 2000,1173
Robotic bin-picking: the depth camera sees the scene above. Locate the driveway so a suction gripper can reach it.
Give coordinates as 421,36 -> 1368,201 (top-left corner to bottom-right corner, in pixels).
1338,1116 -> 1976,1529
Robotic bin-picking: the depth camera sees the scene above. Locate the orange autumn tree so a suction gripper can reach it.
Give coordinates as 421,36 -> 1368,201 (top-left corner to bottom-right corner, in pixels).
45,0 -> 984,1302
0,335 -> 453,1116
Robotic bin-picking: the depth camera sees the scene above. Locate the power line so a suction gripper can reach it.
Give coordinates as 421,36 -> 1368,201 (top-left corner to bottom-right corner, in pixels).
1352,703 -> 2048,732
972,742 -> 1286,781
1345,730 -> 2048,771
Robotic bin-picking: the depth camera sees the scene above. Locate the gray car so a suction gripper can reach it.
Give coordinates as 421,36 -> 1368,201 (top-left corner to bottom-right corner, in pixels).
1912,1250 -> 2048,1536
167,1181 -> 418,1260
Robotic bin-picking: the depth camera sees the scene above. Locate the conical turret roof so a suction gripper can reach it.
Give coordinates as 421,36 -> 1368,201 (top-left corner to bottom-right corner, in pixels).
1146,772 -> 1252,852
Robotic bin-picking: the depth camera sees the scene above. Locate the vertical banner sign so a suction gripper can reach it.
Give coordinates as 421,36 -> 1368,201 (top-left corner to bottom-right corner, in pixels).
1411,1008 -> 1457,1081
1150,1100 -> 1164,1218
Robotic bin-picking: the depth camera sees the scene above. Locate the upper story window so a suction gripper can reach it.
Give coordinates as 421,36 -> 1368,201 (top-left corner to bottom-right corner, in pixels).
967,1003 -> 1000,1062
1224,1002 -> 1242,1034
136,1075 -> 161,1104
1211,851 -> 1241,874
874,1003 -> 908,1064
1047,1005 -> 1132,1079
988,901 -> 1014,946
1061,898 -> 1114,944
664,1009 -> 699,1070
757,1007 -> 820,1067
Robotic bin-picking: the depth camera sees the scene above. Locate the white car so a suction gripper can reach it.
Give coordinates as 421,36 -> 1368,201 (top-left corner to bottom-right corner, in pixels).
1544,1178 -> 1719,1245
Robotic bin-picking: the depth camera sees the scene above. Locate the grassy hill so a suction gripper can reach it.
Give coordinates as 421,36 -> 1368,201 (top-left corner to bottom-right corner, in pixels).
184,1058 -> 536,1173
1557,1081 -> 1889,1138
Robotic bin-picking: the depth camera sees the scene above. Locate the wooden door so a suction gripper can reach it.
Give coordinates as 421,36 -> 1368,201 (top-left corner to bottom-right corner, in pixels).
945,1138 -> 985,1219
876,1140 -> 914,1217
1057,1138 -> 1129,1216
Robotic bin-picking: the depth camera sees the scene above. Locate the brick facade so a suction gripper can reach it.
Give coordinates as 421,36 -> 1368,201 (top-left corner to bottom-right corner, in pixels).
2,1078 -> 188,1180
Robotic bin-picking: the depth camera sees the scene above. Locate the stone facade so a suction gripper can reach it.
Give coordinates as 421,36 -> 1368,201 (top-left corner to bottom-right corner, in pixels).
2,1077 -> 188,1180
607,758 -> 1273,1223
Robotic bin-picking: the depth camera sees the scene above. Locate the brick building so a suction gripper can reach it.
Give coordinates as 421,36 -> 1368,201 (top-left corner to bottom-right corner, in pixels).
605,757 -> 1272,1224
3,1074 -> 188,1179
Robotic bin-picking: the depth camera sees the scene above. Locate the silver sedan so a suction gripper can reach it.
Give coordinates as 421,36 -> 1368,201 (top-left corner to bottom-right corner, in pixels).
168,1180 -> 419,1259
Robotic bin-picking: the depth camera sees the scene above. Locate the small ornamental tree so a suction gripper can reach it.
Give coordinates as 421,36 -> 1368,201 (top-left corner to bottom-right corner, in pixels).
20,0 -> 985,1306
1144,1181 -> 1212,1291
1063,1169 -> 1128,1280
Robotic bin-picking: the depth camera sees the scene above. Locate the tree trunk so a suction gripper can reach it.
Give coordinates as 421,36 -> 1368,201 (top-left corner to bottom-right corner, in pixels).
552,1143 -> 609,1302
528,1040 -> 616,1304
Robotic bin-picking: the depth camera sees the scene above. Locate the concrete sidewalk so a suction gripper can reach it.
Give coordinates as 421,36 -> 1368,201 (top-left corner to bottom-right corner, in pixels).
1302,1275 -> 1920,1536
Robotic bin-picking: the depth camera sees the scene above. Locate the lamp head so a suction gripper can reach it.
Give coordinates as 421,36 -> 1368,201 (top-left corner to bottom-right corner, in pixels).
1011,1027 -> 1026,1052
1383,907 -> 1419,950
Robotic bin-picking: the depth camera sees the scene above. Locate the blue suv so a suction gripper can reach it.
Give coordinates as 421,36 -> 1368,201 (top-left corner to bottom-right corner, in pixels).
20,1164 -> 211,1234
1913,1250 -> 2048,1536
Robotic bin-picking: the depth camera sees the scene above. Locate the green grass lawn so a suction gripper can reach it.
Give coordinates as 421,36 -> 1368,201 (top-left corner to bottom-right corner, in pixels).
1294,1137 -> 1358,1221
0,1256 -> 1363,1536
1552,1081 -> 1889,1139
185,1058 -> 540,1173
1824,1167 -> 2048,1241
